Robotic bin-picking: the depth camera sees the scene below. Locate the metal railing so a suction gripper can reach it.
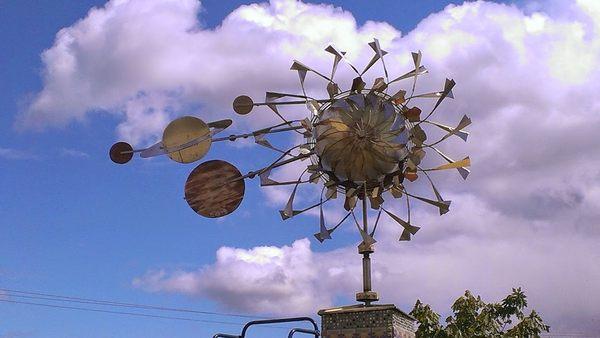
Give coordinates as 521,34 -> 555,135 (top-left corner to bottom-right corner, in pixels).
213,316 -> 320,338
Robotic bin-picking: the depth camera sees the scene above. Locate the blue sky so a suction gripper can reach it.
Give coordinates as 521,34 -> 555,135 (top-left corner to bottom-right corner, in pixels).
2,0 -> 600,337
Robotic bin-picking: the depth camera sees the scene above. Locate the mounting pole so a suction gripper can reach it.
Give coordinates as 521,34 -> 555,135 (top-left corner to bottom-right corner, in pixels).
356,184 -> 379,305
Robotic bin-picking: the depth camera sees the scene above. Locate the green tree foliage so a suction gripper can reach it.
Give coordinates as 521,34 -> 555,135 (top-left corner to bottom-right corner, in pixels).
410,288 -> 550,338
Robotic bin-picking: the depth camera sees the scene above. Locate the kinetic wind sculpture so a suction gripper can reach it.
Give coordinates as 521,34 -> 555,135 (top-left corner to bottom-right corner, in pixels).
110,39 -> 471,305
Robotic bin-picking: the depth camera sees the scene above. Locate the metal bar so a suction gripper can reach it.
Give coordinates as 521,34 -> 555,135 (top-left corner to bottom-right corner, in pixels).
361,184 -> 373,302
363,254 -> 372,293
288,327 -> 320,338
212,125 -> 306,143
246,153 -> 312,179
240,317 -> 319,337
120,149 -> 143,154
362,184 -> 368,234
254,99 -> 331,106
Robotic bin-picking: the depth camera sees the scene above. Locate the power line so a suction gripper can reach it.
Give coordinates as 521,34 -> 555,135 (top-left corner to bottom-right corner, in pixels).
0,287 -> 299,331
0,287 -> 269,320
0,298 -> 247,326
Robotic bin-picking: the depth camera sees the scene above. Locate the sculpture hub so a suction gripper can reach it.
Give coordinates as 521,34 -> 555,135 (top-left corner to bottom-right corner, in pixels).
313,92 -> 408,185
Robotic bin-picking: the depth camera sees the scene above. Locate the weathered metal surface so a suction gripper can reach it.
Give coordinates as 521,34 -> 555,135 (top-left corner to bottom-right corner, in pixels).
184,160 -> 245,218
233,95 -> 254,115
109,142 -> 133,164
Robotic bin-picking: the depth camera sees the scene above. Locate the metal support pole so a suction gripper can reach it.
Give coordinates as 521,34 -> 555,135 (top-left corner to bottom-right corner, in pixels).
362,189 -> 368,233
356,185 -> 378,305
362,253 -> 372,293
361,194 -> 371,293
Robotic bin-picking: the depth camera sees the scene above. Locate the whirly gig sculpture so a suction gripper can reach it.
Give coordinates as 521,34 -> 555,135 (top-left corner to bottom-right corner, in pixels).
110,39 -> 471,305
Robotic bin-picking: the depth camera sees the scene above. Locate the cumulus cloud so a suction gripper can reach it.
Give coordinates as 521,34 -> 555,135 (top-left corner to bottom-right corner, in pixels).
133,239 -> 361,315
18,0 -> 399,144
134,222 -> 600,333
25,0 -> 600,334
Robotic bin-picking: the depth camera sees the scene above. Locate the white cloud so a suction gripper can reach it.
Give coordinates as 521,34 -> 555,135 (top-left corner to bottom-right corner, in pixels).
134,220 -> 600,333
18,0 -> 400,145
59,148 -> 90,158
22,0 -> 600,334
0,147 -> 38,160
132,239 -> 358,315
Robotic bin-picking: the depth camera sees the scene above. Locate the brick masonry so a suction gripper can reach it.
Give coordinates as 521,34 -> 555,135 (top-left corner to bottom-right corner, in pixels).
318,304 -> 416,338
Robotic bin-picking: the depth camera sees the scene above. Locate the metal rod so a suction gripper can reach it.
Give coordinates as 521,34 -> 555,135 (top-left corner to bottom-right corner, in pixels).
240,317 -> 318,338
288,328 -> 320,338
363,254 -> 372,293
362,184 -> 368,234
361,189 -> 372,295
212,125 -> 306,143
254,99 -> 332,106
120,150 -> 141,154
239,153 -> 311,181
213,317 -> 319,338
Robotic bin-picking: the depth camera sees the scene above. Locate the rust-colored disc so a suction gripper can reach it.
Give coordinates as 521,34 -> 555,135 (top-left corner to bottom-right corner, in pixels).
109,142 -> 134,164
233,95 -> 254,115
184,160 -> 245,218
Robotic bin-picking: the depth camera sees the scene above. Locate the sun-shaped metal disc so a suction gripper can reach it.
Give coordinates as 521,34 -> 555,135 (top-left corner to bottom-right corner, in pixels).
314,92 -> 409,183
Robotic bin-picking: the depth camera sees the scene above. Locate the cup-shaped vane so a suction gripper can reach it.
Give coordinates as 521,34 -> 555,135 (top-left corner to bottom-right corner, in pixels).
162,116 -> 212,164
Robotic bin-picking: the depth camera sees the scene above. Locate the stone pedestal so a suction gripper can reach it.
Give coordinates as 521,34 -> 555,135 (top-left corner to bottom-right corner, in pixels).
318,304 -> 416,338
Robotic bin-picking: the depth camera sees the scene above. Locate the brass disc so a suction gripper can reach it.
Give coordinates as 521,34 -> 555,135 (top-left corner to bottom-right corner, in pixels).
109,142 -> 134,164
162,116 -> 211,164
233,95 -> 254,115
184,160 -> 245,218
314,94 -> 406,181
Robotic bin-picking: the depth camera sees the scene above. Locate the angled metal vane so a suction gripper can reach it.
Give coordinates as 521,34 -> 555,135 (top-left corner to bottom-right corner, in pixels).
430,146 -> 471,179
426,115 -> 471,142
110,38 -> 472,307
382,208 -> 420,241
389,65 -> 428,84
314,211 -> 352,243
325,45 -> 360,76
352,211 -> 377,246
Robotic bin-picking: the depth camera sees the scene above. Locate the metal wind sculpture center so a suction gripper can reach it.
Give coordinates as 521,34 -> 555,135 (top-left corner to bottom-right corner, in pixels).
110,39 -> 471,305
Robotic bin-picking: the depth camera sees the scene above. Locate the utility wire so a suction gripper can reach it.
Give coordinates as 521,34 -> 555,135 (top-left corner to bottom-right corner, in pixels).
0,288 -> 299,331
0,298 -> 294,331
0,287 -> 270,320
0,299 -> 246,326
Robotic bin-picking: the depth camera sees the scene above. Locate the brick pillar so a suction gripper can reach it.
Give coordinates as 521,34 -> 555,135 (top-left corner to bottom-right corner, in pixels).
318,304 -> 416,338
